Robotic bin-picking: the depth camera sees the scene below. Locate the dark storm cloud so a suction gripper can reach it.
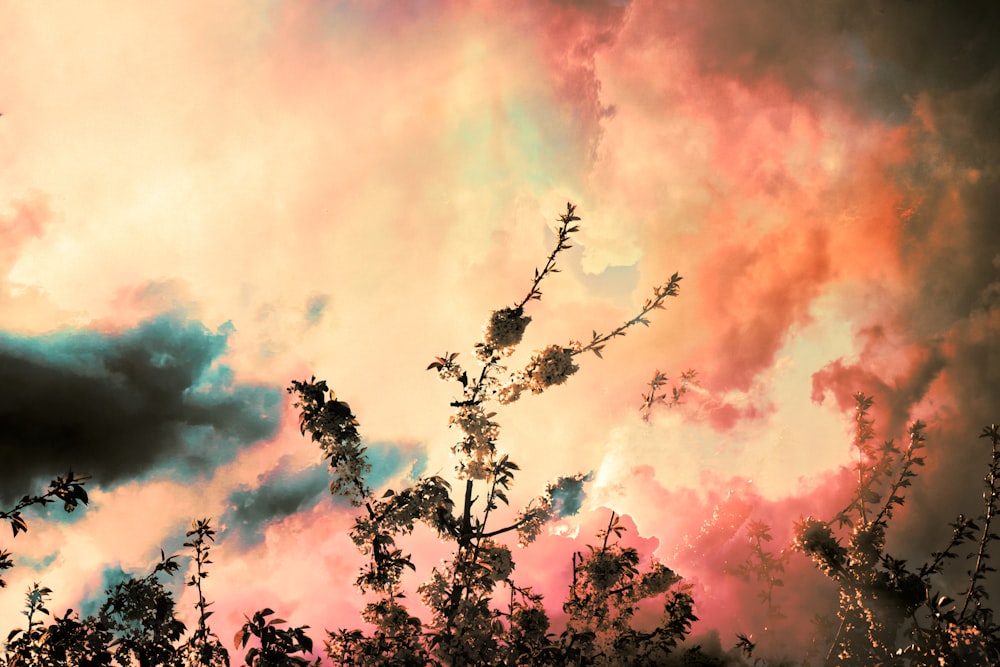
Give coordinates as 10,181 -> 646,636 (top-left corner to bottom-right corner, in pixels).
0,314 -> 282,503
667,0 -> 1000,120
870,11 -> 1000,569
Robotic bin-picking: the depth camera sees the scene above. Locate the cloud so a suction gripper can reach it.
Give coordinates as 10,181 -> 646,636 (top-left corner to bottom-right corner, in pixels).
77,564 -> 131,619
0,194 -> 48,271
303,294 -> 329,327
0,194 -> 65,331
221,441 -> 428,547
0,1 -> 996,660
222,456 -> 329,549
0,314 -> 281,502
645,0 -> 1000,123
695,223 -> 833,393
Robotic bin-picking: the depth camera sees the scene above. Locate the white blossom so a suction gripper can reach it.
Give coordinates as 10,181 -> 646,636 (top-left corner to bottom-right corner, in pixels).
479,540 -> 514,582
482,307 -> 531,353
497,381 -> 525,405
526,345 -> 579,393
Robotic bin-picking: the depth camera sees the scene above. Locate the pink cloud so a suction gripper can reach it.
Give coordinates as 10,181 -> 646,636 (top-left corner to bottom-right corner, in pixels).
0,0 -> 996,663
694,223 -> 832,393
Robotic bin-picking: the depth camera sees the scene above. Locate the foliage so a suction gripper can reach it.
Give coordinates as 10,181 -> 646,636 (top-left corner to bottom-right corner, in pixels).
98,563 -> 186,667
0,472 -> 90,589
640,369 -> 697,422
3,582 -> 114,667
559,511 -> 698,665
0,511 -> 234,667
791,396 -> 1000,664
233,609 -> 317,667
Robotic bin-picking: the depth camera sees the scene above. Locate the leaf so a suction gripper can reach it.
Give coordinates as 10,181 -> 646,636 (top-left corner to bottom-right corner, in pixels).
10,514 -> 27,537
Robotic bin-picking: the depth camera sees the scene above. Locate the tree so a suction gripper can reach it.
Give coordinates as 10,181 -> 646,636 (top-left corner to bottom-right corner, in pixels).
286,204 -> 693,666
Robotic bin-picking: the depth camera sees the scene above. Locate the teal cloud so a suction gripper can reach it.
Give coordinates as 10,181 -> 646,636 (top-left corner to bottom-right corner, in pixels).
222,442 -> 428,547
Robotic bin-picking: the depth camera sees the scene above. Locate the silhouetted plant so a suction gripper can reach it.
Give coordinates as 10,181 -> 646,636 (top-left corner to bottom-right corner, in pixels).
176,519 -> 229,667
4,583 -> 56,666
731,520 -> 787,621
791,395 -> 1000,665
558,511 -> 698,665
290,204 -> 688,666
233,609 -> 317,667
98,551 -> 185,667
640,369 -> 697,422
2,583 -> 114,667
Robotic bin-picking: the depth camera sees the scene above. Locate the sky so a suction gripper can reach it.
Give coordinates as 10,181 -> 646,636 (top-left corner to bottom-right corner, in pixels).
1,0 -> 998,662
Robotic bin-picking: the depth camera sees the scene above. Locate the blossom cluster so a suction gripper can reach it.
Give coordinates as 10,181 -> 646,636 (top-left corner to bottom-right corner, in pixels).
848,520 -> 886,569
793,516 -> 847,576
640,561 -> 681,596
515,498 -> 554,547
526,345 -> 578,393
478,539 -> 514,582
481,307 -> 531,354
449,404 -> 499,480
417,567 -> 450,616
496,381 -> 524,405
496,345 -> 580,405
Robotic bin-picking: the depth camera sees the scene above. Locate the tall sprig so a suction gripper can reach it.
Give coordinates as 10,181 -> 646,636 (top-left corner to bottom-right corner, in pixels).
180,518 -> 229,666
960,424 -> 1000,621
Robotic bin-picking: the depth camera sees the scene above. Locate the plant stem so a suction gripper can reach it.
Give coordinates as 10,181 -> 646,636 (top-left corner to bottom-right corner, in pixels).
573,277 -> 682,358
514,204 -> 579,311
601,511 -> 616,552
960,426 -> 1000,619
